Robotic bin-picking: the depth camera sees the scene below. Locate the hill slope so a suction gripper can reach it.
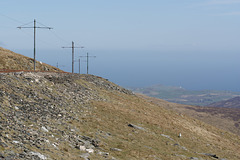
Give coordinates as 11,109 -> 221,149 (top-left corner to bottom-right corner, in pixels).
208,96 -> 240,108
0,72 -> 240,160
138,94 -> 240,136
0,47 -> 62,72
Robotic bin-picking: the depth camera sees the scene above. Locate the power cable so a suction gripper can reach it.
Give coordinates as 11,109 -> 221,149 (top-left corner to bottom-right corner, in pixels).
37,21 -> 71,46
49,30 -> 70,44
18,21 -> 34,28
0,14 -> 74,48
0,13 -> 25,25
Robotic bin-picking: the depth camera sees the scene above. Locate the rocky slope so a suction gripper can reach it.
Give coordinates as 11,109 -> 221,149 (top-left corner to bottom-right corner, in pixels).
0,47 -> 62,72
0,72 -> 240,160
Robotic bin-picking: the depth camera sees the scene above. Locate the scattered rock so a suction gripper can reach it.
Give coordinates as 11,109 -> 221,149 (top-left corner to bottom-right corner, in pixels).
203,153 -> 218,159
161,134 -> 174,141
29,151 -> 47,160
0,153 -> 4,158
41,126 -> 49,132
86,148 -> 94,153
12,141 -> 20,144
200,153 -> 222,159
98,151 -> 109,157
178,133 -> 181,138
80,145 -> 86,151
190,157 -> 199,160
128,123 -> 145,131
110,148 -> 122,152
80,153 -> 90,160
0,142 -> 8,148
0,73 -> 123,159
173,143 -> 187,150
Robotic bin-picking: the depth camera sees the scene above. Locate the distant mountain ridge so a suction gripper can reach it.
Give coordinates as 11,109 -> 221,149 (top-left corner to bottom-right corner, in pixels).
208,96 -> 240,108
130,84 -> 240,106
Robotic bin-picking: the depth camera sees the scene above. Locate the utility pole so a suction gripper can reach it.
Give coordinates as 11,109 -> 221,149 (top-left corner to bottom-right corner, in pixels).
78,58 -> 80,74
77,58 -> 87,75
62,41 -> 84,73
80,52 -> 96,74
17,19 -> 53,71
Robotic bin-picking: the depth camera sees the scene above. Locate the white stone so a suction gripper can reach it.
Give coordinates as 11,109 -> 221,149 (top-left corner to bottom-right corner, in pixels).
30,152 -> 47,160
86,148 -> 94,153
41,126 -> 49,132
52,143 -> 58,148
179,133 -> 182,138
80,145 -> 86,151
13,141 -> 20,144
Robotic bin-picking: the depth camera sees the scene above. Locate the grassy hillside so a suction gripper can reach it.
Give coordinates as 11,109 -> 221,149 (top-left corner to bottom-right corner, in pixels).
138,94 -> 240,136
0,72 -> 240,159
0,47 -> 62,72
131,84 -> 240,106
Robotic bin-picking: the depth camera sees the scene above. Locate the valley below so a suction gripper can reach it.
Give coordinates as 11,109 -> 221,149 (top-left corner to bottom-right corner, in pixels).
130,85 -> 240,106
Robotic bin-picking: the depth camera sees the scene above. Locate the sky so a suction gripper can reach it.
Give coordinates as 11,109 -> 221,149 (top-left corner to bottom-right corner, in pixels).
0,0 -> 240,91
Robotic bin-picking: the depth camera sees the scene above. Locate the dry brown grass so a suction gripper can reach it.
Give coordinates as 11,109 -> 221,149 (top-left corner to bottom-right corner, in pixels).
0,47 -> 62,72
73,89 -> 240,159
137,93 -> 240,136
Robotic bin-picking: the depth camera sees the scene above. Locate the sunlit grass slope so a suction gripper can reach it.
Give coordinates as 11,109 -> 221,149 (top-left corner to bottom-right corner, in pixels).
0,47 -> 62,72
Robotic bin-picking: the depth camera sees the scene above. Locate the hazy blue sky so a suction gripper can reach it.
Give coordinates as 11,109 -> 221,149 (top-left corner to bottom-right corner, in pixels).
1,0 -> 240,91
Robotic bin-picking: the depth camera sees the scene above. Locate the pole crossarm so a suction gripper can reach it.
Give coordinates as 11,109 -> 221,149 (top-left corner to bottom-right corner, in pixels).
62,47 -> 84,49
17,27 -> 53,29
17,19 -> 53,71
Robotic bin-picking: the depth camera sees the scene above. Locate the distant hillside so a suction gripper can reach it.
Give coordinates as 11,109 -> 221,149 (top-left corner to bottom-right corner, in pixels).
138,94 -> 240,136
208,96 -> 240,108
0,47 -> 62,72
131,84 -> 240,106
1,72 -> 240,159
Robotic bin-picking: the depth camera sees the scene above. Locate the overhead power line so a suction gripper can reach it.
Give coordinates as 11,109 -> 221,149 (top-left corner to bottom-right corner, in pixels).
49,30 -> 70,44
17,19 -> 53,71
0,13 -> 25,24
17,21 -> 34,28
